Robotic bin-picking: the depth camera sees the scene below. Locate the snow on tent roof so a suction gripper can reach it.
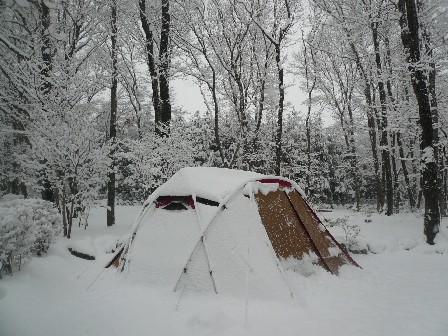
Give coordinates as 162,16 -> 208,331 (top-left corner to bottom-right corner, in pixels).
154,167 -> 265,202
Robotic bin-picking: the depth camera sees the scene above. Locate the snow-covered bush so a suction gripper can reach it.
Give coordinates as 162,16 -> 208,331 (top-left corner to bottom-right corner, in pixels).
0,198 -> 61,275
326,216 -> 365,253
327,217 -> 360,240
27,200 -> 62,255
0,205 -> 35,274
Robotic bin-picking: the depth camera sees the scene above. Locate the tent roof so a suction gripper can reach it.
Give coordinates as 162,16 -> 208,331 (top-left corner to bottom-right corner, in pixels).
155,167 -> 265,202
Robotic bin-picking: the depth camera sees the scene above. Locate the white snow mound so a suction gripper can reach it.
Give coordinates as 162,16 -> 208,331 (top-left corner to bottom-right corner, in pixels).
67,238 -> 96,258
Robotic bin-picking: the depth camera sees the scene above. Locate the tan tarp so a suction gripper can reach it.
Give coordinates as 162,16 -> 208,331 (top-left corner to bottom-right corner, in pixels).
256,189 -> 354,275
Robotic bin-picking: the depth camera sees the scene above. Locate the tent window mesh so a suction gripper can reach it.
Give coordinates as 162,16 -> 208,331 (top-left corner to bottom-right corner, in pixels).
155,196 -> 195,210
162,202 -> 188,211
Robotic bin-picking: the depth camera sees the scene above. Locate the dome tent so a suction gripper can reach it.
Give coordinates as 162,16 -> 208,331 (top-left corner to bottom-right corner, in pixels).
107,167 -> 359,300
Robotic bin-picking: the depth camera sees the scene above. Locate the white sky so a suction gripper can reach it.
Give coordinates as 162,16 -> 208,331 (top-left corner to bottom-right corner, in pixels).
171,74 -> 309,119
172,74 -> 334,127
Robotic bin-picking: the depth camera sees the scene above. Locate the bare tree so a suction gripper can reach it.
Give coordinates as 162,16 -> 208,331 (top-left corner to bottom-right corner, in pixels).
300,29 -> 316,196
398,0 -> 440,244
139,0 -> 172,136
107,0 -> 118,227
175,0 -> 274,169
367,1 -> 394,215
240,0 -> 299,175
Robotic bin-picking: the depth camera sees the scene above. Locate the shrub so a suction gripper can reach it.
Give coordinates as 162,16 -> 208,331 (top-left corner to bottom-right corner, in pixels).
326,216 -> 364,252
0,198 -> 61,275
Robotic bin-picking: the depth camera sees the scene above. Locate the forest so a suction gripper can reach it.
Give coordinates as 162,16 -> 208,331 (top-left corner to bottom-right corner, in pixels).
1,2 -> 448,335
1,0 -> 447,248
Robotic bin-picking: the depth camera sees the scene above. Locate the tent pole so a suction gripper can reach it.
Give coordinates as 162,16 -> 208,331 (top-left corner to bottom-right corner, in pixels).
173,197 -> 218,294
244,194 -> 254,326
193,195 -> 218,293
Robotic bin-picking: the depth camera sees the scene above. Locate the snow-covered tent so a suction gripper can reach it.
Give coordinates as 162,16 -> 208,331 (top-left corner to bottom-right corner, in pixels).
107,167 -> 359,299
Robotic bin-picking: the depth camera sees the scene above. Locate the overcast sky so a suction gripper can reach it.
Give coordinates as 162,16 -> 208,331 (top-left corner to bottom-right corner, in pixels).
172,73 -> 308,119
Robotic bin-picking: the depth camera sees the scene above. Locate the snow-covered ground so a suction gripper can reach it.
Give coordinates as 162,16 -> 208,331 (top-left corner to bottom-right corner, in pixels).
1,206 -> 448,336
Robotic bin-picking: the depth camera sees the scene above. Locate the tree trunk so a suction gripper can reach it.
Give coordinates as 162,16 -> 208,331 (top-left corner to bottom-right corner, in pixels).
442,147 -> 448,216
274,44 -> 284,176
39,0 -> 52,95
254,62 -> 267,139
399,0 -> 440,244
371,21 -> 393,215
158,0 -> 171,136
305,101 -> 311,195
391,132 -> 400,213
418,0 -> 445,218
347,103 -> 360,212
417,176 -> 423,209
368,105 -> 383,212
397,132 -> 416,208
302,31 -> 316,195
39,0 -> 55,202
139,0 -> 161,132
210,72 -> 226,167
384,38 -> 401,213
107,0 -> 118,227
139,0 -> 171,137
67,201 -> 75,239
427,54 -> 445,218
371,85 -> 385,211
62,189 -> 67,237
444,149 -> 448,216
